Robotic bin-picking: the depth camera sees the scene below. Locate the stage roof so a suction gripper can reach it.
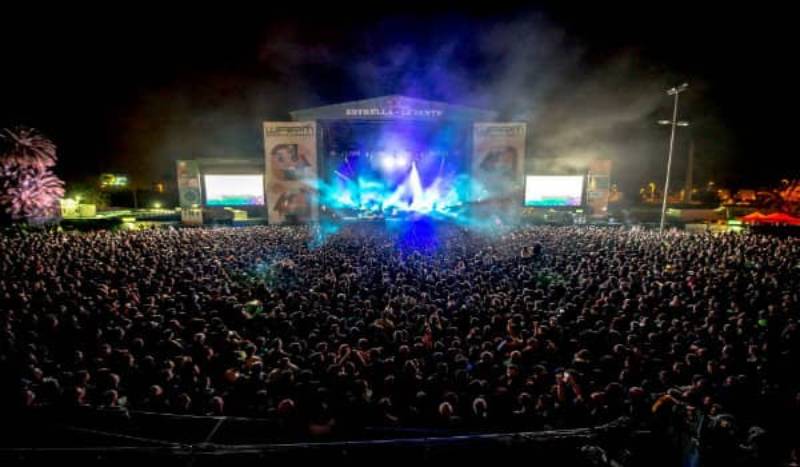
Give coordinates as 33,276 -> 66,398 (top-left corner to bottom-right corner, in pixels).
290,95 -> 498,122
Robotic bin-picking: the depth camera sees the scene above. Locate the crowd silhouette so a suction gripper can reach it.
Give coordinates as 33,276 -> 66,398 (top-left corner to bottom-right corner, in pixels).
1,224 -> 798,464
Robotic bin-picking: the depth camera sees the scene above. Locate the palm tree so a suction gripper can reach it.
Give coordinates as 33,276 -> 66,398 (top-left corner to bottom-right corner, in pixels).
0,127 -> 65,222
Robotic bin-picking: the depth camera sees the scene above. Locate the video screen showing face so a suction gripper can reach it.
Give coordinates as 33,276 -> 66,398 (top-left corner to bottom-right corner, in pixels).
524,175 -> 584,207
204,175 -> 264,206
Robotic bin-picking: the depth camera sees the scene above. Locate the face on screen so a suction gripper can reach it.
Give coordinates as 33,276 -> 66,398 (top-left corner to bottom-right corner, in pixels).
270,144 -> 311,181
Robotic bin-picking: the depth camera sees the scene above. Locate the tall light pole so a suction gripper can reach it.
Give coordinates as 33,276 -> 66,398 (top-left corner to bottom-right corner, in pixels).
658,83 -> 690,232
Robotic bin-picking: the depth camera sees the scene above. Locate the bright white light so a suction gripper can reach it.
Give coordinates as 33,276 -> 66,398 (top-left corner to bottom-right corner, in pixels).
379,153 -> 396,171
394,152 -> 409,168
204,175 -> 264,206
408,163 -> 427,211
378,151 -> 411,172
524,175 -> 584,207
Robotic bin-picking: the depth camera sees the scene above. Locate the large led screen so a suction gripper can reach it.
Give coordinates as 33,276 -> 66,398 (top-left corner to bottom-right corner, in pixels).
524,175 -> 584,207
204,175 -> 264,206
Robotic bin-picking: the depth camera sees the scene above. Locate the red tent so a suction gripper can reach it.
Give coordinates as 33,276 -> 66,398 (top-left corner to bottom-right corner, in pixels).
741,211 -> 800,225
740,212 -> 768,223
763,212 -> 800,225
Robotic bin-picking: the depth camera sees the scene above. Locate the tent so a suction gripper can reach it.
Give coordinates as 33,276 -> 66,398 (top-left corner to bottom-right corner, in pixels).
741,211 -> 800,225
740,212 -> 768,223
763,212 -> 800,225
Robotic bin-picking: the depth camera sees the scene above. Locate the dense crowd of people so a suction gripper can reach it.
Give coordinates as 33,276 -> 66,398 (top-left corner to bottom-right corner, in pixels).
1,224 -> 799,464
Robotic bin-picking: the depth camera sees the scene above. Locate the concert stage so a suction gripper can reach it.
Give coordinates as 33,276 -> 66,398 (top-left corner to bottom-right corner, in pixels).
176,95 -> 533,225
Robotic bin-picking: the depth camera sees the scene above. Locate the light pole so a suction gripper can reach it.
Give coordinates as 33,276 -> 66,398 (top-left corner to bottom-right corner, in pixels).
658,83 -> 690,232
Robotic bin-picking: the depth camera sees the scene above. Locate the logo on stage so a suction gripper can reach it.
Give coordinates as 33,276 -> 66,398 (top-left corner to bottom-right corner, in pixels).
344,97 -> 443,118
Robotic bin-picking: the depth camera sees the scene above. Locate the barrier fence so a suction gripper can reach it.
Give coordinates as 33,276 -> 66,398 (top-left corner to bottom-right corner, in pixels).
2,409 -> 659,466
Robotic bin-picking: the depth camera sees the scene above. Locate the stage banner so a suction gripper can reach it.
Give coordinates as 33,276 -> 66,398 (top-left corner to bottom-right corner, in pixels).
472,122 -> 526,201
176,160 -> 202,208
587,159 -> 612,217
263,121 -> 319,224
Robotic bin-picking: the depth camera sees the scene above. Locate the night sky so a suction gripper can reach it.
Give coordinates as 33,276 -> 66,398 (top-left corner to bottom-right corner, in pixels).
1,3 -> 795,193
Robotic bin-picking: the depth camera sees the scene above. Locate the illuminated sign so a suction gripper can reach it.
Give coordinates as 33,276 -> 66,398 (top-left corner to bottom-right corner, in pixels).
344,97 -> 443,118
264,125 -> 315,137
475,125 -> 525,136
344,107 -> 444,118
100,173 -> 129,188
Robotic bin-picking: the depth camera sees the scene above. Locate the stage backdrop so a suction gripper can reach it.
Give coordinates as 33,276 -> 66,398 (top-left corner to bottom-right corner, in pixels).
472,123 -> 527,201
263,122 -> 319,224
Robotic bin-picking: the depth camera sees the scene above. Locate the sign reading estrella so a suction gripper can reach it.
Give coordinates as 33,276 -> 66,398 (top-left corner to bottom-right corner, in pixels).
344,97 -> 444,118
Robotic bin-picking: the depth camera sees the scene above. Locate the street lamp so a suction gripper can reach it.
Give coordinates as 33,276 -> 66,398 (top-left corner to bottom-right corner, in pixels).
658,82 -> 690,232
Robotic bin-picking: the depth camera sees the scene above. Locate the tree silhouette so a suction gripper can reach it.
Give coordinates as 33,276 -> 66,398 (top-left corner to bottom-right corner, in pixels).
0,127 -> 65,222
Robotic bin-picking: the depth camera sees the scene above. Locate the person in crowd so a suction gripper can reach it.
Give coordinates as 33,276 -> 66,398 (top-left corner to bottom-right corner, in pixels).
0,224 -> 797,462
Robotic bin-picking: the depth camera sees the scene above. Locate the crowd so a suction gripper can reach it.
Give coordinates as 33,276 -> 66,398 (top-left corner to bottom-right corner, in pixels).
1,224 -> 799,464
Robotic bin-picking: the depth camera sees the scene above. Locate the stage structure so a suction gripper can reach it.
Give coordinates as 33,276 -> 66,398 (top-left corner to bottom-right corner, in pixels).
176,158 -> 265,224
472,123 -> 527,201
525,157 -> 614,219
586,160 -> 612,218
263,122 -> 319,224
179,95 -> 597,225
265,95 -> 533,224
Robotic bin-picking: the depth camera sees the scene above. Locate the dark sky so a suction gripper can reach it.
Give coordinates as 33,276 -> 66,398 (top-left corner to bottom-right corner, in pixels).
1,3 -> 795,192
